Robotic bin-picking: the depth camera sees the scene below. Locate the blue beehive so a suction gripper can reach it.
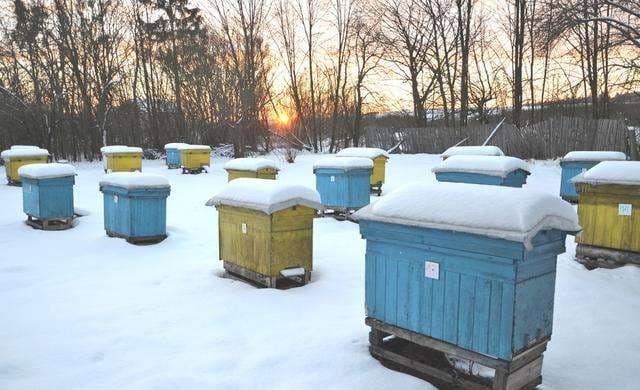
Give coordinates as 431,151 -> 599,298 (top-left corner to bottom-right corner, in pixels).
314,157 -> 373,211
433,155 -> 530,187
99,172 -> 171,244
164,143 -> 187,169
559,151 -> 626,202
355,183 -> 580,361
19,163 -> 76,229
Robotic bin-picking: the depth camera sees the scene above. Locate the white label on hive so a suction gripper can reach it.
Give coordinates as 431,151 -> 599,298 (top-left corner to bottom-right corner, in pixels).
241,223 -> 247,234
330,175 -> 335,182
619,203 -> 632,216
113,195 -> 118,204
425,261 -> 439,280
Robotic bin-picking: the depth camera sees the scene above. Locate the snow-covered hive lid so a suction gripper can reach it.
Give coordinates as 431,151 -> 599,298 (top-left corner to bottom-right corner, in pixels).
354,182 -> 580,249
432,155 -> 530,178
441,145 -> 504,159
336,147 -> 389,159
100,146 -> 143,154
561,151 -> 627,162
1,148 -> 49,160
313,157 -> 374,170
177,144 -> 211,151
11,145 -> 40,150
224,157 -> 279,172
18,163 -> 75,179
572,161 -> 640,186
100,172 -> 170,190
206,178 -> 322,214
164,142 -> 188,150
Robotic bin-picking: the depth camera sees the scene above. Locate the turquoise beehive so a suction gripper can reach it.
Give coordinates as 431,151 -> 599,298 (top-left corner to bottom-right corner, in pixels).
164,143 -> 187,169
99,172 -> 171,244
355,182 -> 580,361
559,151 -> 626,202
314,157 -> 373,211
433,155 -> 530,187
19,163 -> 76,229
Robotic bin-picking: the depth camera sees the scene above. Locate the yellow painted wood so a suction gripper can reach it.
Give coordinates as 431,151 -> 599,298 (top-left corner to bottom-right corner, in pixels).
181,149 -> 210,170
5,156 -> 49,183
576,183 -> 640,253
226,168 -> 278,182
216,204 -> 315,277
370,155 -> 388,185
105,152 -> 142,172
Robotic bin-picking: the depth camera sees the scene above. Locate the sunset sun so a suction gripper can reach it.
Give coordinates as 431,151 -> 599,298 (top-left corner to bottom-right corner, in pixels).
277,112 -> 290,125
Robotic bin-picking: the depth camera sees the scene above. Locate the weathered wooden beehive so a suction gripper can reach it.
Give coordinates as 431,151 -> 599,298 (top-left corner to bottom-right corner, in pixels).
164,143 -> 188,169
441,145 -> 504,160
1,147 -> 50,185
206,178 -> 322,288
573,161 -> 640,268
178,144 -> 211,174
19,163 -> 76,230
99,172 -> 171,244
314,157 -> 372,213
432,155 -> 530,187
354,182 -> 580,389
336,147 -> 389,196
224,157 -> 279,181
559,151 -> 626,202
100,146 -> 143,173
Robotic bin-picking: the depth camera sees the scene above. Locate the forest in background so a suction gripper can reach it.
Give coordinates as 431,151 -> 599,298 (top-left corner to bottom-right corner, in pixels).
0,0 -> 639,160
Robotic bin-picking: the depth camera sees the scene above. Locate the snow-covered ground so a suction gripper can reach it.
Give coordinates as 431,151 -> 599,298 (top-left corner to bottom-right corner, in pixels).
1,154 -> 639,390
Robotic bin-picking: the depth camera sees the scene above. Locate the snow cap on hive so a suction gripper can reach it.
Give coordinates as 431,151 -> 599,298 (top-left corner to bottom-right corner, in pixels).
206,178 -> 322,214
572,161 -> 640,186
18,163 -> 76,179
561,151 -> 627,162
313,156 -> 374,171
100,146 -> 143,154
176,144 -> 211,151
224,157 -> 279,172
11,145 -> 40,150
441,145 -> 504,159
100,172 -> 170,189
353,182 -> 580,249
1,148 -> 49,160
432,155 -> 530,178
336,147 -> 389,159
164,143 -> 188,150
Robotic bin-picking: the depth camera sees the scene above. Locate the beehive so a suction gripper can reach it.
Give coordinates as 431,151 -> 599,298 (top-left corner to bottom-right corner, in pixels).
355,182 -> 579,361
178,144 -> 211,174
100,146 -> 143,173
164,143 -> 188,169
1,147 -> 50,185
224,157 -> 279,181
559,151 -> 626,202
432,155 -> 530,187
313,157 -> 373,211
206,178 -> 322,288
336,147 -> 389,195
19,163 -> 76,229
99,173 -> 171,244
573,161 -> 640,267
441,145 -> 504,160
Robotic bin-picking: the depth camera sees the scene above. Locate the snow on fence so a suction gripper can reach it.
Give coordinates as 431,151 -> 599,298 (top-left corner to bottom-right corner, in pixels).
365,116 -> 631,159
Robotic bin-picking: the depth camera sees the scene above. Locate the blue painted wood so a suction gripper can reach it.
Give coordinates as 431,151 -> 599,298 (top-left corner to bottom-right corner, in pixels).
314,167 -> 371,210
22,176 -> 75,220
100,184 -> 170,240
360,219 -> 567,361
166,148 -> 182,168
435,169 -> 529,187
560,161 -> 598,201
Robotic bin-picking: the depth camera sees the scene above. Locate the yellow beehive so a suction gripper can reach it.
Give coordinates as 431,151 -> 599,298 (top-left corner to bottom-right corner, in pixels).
101,146 -> 143,173
179,144 -> 211,174
336,147 -> 389,195
1,147 -> 50,185
574,161 -> 640,267
224,157 -> 279,182
206,178 -> 322,288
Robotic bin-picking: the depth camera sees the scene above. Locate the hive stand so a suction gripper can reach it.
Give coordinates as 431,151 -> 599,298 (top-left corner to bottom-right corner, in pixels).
26,215 -> 73,231
576,244 -> 640,269
318,208 -> 358,221
370,182 -> 383,196
182,167 -> 206,174
7,177 -> 21,186
106,230 -> 167,245
366,317 -> 546,390
223,261 -> 311,289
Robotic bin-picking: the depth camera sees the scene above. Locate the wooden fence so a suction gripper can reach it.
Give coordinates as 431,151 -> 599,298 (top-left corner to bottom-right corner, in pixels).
365,117 -> 635,159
